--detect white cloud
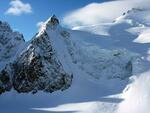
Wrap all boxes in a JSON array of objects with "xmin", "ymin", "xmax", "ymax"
[
  {"xmin": 36, "ymin": 21, "xmax": 44, "ymax": 31},
  {"xmin": 63, "ymin": 0, "xmax": 150, "ymax": 28},
  {"xmin": 36, "ymin": 21, "xmax": 44, "ymax": 28},
  {"xmin": 5, "ymin": 0, "xmax": 32, "ymax": 16}
]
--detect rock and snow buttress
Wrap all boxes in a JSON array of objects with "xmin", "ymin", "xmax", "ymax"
[{"xmin": 0, "ymin": 16, "xmax": 73, "ymax": 94}]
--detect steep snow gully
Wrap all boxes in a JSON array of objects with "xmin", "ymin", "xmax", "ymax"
[{"xmin": 0, "ymin": 12, "xmax": 150, "ymax": 113}]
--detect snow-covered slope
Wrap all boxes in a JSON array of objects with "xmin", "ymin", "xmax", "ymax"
[
  {"xmin": 74, "ymin": 8, "xmax": 150, "ymax": 62},
  {"xmin": 117, "ymin": 71, "xmax": 150, "ymax": 113}
]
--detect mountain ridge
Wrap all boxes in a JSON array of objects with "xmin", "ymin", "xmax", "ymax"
[
  {"xmin": 0, "ymin": 14, "xmax": 145, "ymax": 95},
  {"xmin": 0, "ymin": 15, "xmax": 73, "ymax": 94}
]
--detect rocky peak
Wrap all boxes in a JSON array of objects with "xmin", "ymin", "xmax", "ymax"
[
  {"xmin": 0, "ymin": 21, "xmax": 25, "ymax": 45},
  {"xmin": 0, "ymin": 21, "xmax": 12, "ymax": 32},
  {"xmin": 0, "ymin": 21, "xmax": 25, "ymax": 60},
  {"xmin": 45, "ymin": 15, "xmax": 59, "ymax": 30},
  {"xmin": 0, "ymin": 17, "xmax": 72, "ymax": 94}
]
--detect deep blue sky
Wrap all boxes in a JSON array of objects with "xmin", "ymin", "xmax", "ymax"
[{"xmin": 0, "ymin": 0, "xmax": 113, "ymax": 41}]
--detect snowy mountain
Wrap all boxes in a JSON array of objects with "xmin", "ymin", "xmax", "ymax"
[
  {"xmin": 0, "ymin": 15, "xmax": 138, "ymax": 95},
  {"xmin": 0, "ymin": 10, "xmax": 150, "ymax": 113},
  {"xmin": 0, "ymin": 16, "xmax": 73, "ymax": 94}
]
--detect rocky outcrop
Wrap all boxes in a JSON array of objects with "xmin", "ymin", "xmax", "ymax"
[
  {"xmin": 13, "ymin": 30, "xmax": 72, "ymax": 94},
  {"xmin": 0, "ymin": 16, "xmax": 73, "ymax": 94},
  {"xmin": 0, "ymin": 65, "xmax": 12, "ymax": 94},
  {"xmin": 0, "ymin": 21, "xmax": 25, "ymax": 94}
]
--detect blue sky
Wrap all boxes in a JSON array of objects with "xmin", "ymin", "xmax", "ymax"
[{"xmin": 0, "ymin": 0, "xmax": 113, "ymax": 41}]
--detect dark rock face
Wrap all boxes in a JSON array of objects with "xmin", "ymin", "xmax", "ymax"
[
  {"xmin": 124, "ymin": 61, "xmax": 133, "ymax": 78},
  {"xmin": 0, "ymin": 19, "xmax": 73, "ymax": 94},
  {"xmin": 45, "ymin": 15, "xmax": 60, "ymax": 30},
  {"xmin": 13, "ymin": 31, "xmax": 72, "ymax": 94},
  {"xmin": 0, "ymin": 65, "xmax": 12, "ymax": 94},
  {"xmin": 49, "ymin": 15, "xmax": 59, "ymax": 26}
]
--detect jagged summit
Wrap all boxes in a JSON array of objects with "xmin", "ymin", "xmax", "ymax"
[
  {"xmin": 0, "ymin": 21, "xmax": 25, "ymax": 48},
  {"xmin": 38, "ymin": 15, "xmax": 60, "ymax": 34},
  {"xmin": 0, "ymin": 21, "xmax": 12, "ymax": 32},
  {"xmin": 0, "ymin": 21, "xmax": 25, "ymax": 51},
  {"xmin": 45, "ymin": 15, "xmax": 59, "ymax": 29}
]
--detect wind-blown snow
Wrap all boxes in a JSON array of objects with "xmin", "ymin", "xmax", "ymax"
[
  {"xmin": 117, "ymin": 71, "xmax": 150, "ymax": 113},
  {"xmin": 63, "ymin": 0, "xmax": 150, "ymax": 28},
  {"xmin": 133, "ymin": 29, "xmax": 150, "ymax": 43},
  {"xmin": 72, "ymin": 23, "xmax": 111, "ymax": 36}
]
